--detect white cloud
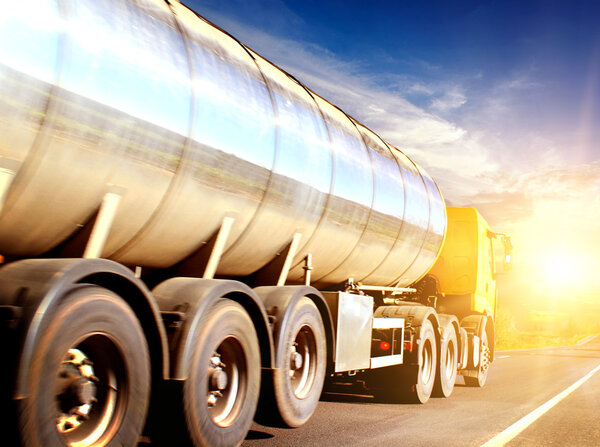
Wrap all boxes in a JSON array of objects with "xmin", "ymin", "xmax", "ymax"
[
  {"xmin": 467, "ymin": 161, "xmax": 600, "ymax": 219},
  {"xmin": 429, "ymin": 86, "xmax": 467, "ymax": 112},
  {"xmin": 195, "ymin": 13, "xmax": 500, "ymax": 201},
  {"xmin": 191, "ymin": 4, "xmax": 599, "ymax": 244},
  {"xmin": 192, "ymin": 3, "xmax": 600, "ymax": 307},
  {"xmin": 410, "ymin": 83, "xmax": 434, "ymax": 95}
]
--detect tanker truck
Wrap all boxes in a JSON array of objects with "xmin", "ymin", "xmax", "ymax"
[{"xmin": 0, "ymin": 1, "xmax": 512, "ymax": 446}]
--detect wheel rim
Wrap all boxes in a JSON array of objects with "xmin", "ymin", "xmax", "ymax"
[
  {"xmin": 289, "ymin": 325, "xmax": 318, "ymax": 399},
  {"xmin": 421, "ymin": 338, "xmax": 433, "ymax": 384},
  {"xmin": 207, "ymin": 336, "xmax": 247, "ymax": 427},
  {"xmin": 480, "ymin": 334, "xmax": 491, "ymax": 375},
  {"xmin": 55, "ymin": 334, "xmax": 127, "ymax": 447},
  {"xmin": 444, "ymin": 339, "xmax": 456, "ymax": 380}
]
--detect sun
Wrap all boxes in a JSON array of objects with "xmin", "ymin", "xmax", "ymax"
[
  {"xmin": 542, "ymin": 252, "xmax": 583, "ymax": 289},
  {"xmin": 545, "ymin": 256, "xmax": 576, "ymax": 280}
]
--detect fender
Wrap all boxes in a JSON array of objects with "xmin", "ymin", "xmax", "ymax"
[
  {"xmin": 153, "ymin": 277, "xmax": 273, "ymax": 379},
  {"xmin": 253, "ymin": 285, "xmax": 334, "ymax": 369},
  {"xmin": 0, "ymin": 258, "xmax": 169, "ymax": 399}
]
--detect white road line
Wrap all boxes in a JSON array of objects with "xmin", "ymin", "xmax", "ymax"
[
  {"xmin": 496, "ymin": 355, "xmax": 510, "ymax": 359},
  {"xmin": 576, "ymin": 334, "xmax": 599, "ymax": 345},
  {"xmin": 480, "ymin": 362, "xmax": 600, "ymax": 447}
]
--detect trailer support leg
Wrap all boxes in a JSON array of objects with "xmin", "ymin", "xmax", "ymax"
[
  {"xmin": 83, "ymin": 192, "xmax": 121, "ymax": 259},
  {"xmin": 202, "ymin": 216, "xmax": 235, "ymax": 279},
  {"xmin": 277, "ymin": 232, "xmax": 302, "ymax": 286}
]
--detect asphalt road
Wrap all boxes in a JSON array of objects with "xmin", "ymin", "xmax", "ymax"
[{"xmin": 242, "ymin": 335, "xmax": 600, "ymax": 447}]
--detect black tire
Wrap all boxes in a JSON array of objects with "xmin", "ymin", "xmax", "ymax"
[
  {"xmin": 19, "ymin": 285, "xmax": 150, "ymax": 446},
  {"xmin": 402, "ymin": 318, "xmax": 437, "ymax": 403},
  {"xmin": 433, "ymin": 324, "xmax": 458, "ymax": 397},
  {"xmin": 183, "ymin": 299, "xmax": 260, "ymax": 447},
  {"xmin": 464, "ymin": 329, "xmax": 490, "ymax": 387},
  {"xmin": 268, "ymin": 297, "xmax": 326, "ymax": 427},
  {"xmin": 369, "ymin": 319, "xmax": 437, "ymax": 404}
]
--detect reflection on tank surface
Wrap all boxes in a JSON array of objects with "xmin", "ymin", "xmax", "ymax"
[{"xmin": 0, "ymin": 0, "xmax": 446, "ymax": 288}]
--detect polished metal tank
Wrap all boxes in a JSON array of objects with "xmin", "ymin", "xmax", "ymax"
[{"xmin": 0, "ymin": 0, "xmax": 446, "ymax": 287}]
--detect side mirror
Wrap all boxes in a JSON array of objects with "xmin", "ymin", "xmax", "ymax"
[
  {"xmin": 500, "ymin": 235, "xmax": 513, "ymax": 271},
  {"xmin": 490, "ymin": 232, "xmax": 513, "ymax": 274}
]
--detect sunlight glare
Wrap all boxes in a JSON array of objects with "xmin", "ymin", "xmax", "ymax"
[{"xmin": 542, "ymin": 252, "xmax": 583, "ymax": 289}]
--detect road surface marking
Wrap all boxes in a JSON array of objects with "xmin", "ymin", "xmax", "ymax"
[
  {"xmin": 496, "ymin": 355, "xmax": 510, "ymax": 359},
  {"xmin": 576, "ymin": 334, "xmax": 599, "ymax": 345},
  {"xmin": 480, "ymin": 362, "xmax": 600, "ymax": 447}
]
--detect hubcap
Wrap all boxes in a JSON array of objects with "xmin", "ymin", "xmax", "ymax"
[
  {"xmin": 291, "ymin": 351, "xmax": 303, "ymax": 370},
  {"xmin": 210, "ymin": 368, "xmax": 228, "ymax": 391},
  {"xmin": 289, "ymin": 325, "xmax": 317, "ymax": 399},
  {"xmin": 207, "ymin": 337, "xmax": 247, "ymax": 427},
  {"xmin": 56, "ymin": 349, "xmax": 98, "ymax": 434},
  {"xmin": 55, "ymin": 335, "xmax": 127, "ymax": 446}
]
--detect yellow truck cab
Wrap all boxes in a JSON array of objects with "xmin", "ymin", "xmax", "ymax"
[
  {"xmin": 424, "ymin": 207, "xmax": 512, "ymax": 386},
  {"xmin": 429, "ymin": 207, "xmax": 501, "ymax": 319}
]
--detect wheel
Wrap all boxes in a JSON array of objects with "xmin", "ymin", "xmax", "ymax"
[
  {"xmin": 184, "ymin": 299, "xmax": 260, "ymax": 447},
  {"xmin": 433, "ymin": 323, "xmax": 458, "ymax": 397},
  {"xmin": 269, "ymin": 297, "xmax": 326, "ymax": 427},
  {"xmin": 369, "ymin": 318, "xmax": 437, "ymax": 404},
  {"xmin": 402, "ymin": 318, "xmax": 437, "ymax": 403},
  {"xmin": 19, "ymin": 285, "xmax": 150, "ymax": 446},
  {"xmin": 464, "ymin": 329, "xmax": 491, "ymax": 387}
]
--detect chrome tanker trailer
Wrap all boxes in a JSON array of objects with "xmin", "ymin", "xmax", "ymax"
[{"xmin": 0, "ymin": 1, "xmax": 511, "ymax": 446}]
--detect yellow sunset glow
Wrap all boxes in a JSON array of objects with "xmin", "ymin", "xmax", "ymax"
[
  {"xmin": 520, "ymin": 245, "xmax": 600, "ymax": 302},
  {"xmin": 542, "ymin": 253, "xmax": 582, "ymax": 288}
]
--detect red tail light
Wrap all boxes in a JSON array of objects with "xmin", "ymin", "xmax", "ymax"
[{"xmin": 379, "ymin": 341, "xmax": 391, "ymax": 351}]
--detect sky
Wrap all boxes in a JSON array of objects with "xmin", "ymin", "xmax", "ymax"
[{"xmin": 184, "ymin": 0, "xmax": 600, "ymax": 319}]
